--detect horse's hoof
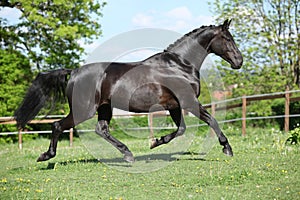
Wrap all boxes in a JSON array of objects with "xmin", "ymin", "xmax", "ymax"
[
  {"xmin": 222, "ymin": 144, "xmax": 233, "ymax": 157},
  {"xmin": 37, "ymin": 153, "xmax": 48, "ymax": 162},
  {"xmin": 36, "ymin": 152, "xmax": 54, "ymax": 162},
  {"xmin": 124, "ymin": 153, "xmax": 135, "ymax": 163},
  {"xmin": 150, "ymin": 138, "xmax": 158, "ymax": 149}
]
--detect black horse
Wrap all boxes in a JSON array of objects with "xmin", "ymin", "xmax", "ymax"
[{"xmin": 15, "ymin": 19, "xmax": 243, "ymax": 162}]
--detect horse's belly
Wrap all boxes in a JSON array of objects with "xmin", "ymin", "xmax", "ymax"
[{"xmin": 111, "ymin": 83, "xmax": 178, "ymax": 112}]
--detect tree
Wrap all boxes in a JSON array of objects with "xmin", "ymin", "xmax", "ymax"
[
  {"xmin": 0, "ymin": 49, "xmax": 32, "ymax": 116},
  {"xmin": 0, "ymin": 49, "xmax": 32, "ymax": 134},
  {"xmin": 0, "ymin": 0, "xmax": 106, "ymax": 137},
  {"xmin": 210, "ymin": 0, "xmax": 300, "ymax": 95},
  {"xmin": 0, "ymin": 0, "xmax": 106, "ymax": 71}
]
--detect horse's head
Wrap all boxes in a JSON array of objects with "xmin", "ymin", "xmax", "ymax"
[{"xmin": 209, "ymin": 19, "xmax": 243, "ymax": 69}]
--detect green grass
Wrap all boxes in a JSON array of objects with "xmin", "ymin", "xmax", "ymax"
[{"xmin": 0, "ymin": 127, "xmax": 299, "ymax": 199}]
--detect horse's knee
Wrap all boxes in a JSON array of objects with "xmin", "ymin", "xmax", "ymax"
[
  {"xmin": 95, "ymin": 123, "xmax": 103, "ymax": 136},
  {"xmin": 177, "ymin": 125, "xmax": 186, "ymax": 136},
  {"xmin": 52, "ymin": 121, "xmax": 60, "ymax": 130},
  {"xmin": 51, "ymin": 121, "xmax": 63, "ymax": 137},
  {"xmin": 95, "ymin": 120, "xmax": 109, "ymax": 138}
]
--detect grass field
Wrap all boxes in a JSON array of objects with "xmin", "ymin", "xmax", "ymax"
[{"xmin": 0, "ymin": 126, "xmax": 299, "ymax": 199}]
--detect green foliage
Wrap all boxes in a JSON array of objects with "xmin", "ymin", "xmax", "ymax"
[
  {"xmin": 0, "ymin": 49, "xmax": 32, "ymax": 115},
  {"xmin": 0, "ymin": 49, "xmax": 32, "ymax": 132},
  {"xmin": 271, "ymin": 99, "xmax": 300, "ymax": 130},
  {"xmin": 286, "ymin": 126, "xmax": 300, "ymax": 145},
  {"xmin": 0, "ymin": 132, "xmax": 38, "ymax": 144},
  {"xmin": 199, "ymin": 80, "xmax": 214, "ymax": 104},
  {"xmin": 0, "ymin": 0, "xmax": 106, "ymax": 71},
  {"xmin": 132, "ymin": 116, "xmax": 149, "ymax": 127}
]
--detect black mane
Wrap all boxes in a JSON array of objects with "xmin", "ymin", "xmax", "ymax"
[{"xmin": 165, "ymin": 25, "xmax": 216, "ymax": 52}]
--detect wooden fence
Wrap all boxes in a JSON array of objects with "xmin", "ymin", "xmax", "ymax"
[
  {"xmin": 1, "ymin": 89, "xmax": 300, "ymax": 149},
  {"xmin": 202, "ymin": 88, "xmax": 300, "ymax": 135}
]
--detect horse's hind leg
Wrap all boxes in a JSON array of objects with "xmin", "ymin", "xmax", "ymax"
[
  {"xmin": 95, "ymin": 104, "xmax": 134, "ymax": 163},
  {"xmin": 37, "ymin": 113, "xmax": 75, "ymax": 162},
  {"xmin": 150, "ymin": 107, "xmax": 186, "ymax": 149}
]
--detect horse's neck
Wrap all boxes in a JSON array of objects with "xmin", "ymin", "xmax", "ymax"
[{"xmin": 167, "ymin": 31, "xmax": 215, "ymax": 70}]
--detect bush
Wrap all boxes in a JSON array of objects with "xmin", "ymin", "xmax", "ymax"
[
  {"xmin": 271, "ymin": 99, "xmax": 300, "ymax": 130},
  {"xmin": 286, "ymin": 126, "xmax": 300, "ymax": 145}
]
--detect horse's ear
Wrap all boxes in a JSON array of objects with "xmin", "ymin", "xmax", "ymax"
[{"xmin": 222, "ymin": 19, "xmax": 232, "ymax": 30}]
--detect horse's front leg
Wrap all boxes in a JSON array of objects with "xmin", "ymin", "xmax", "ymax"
[
  {"xmin": 188, "ymin": 102, "xmax": 233, "ymax": 156},
  {"xmin": 150, "ymin": 107, "xmax": 186, "ymax": 149}
]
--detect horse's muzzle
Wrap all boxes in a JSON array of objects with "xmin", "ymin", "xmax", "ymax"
[{"xmin": 231, "ymin": 55, "xmax": 243, "ymax": 69}]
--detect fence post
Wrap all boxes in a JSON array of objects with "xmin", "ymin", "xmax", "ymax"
[
  {"xmin": 69, "ymin": 128, "xmax": 73, "ymax": 147},
  {"xmin": 242, "ymin": 95, "xmax": 247, "ymax": 136},
  {"xmin": 211, "ymin": 103, "xmax": 216, "ymax": 117},
  {"xmin": 284, "ymin": 86, "xmax": 290, "ymax": 133},
  {"xmin": 148, "ymin": 113, "xmax": 154, "ymax": 141},
  {"xmin": 18, "ymin": 129, "xmax": 22, "ymax": 150}
]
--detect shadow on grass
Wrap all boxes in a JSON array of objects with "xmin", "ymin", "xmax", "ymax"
[
  {"xmin": 42, "ymin": 158, "xmax": 100, "ymax": 170},
  {"xmin": 42, "ymin": 151, "xmax": 210, "ymax": 170}
]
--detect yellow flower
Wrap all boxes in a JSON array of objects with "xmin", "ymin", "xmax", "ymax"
[
  {"xmin": 195, "ymin": 188, "xmax": 203, "ymax": 193},
  {"xmin": 281, "ymin": 169, "xmax": 287, "ymax": 174},
  {"xmin": 16, "ymin": 178, "xmax": 24, "ymax": 182},
  {"xmin": 1, "ymin": 178, "xmax": 7, "ymax": 183},
  {"xmin": 45, "ymin": 178, "xmax": 51, "ymax": 183}
]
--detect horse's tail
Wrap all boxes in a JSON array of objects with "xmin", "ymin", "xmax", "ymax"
[{"xmin": 14, "ymin": 69, "xmax": 72, "ymax": 129}]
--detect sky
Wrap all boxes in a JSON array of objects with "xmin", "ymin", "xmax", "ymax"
[
  {"xmin": 99, "ymin": 0, "xmax": 213, "ymax": 37},
  {"xmin": 93, "ymin": 0, "xmax": 214, "ymax": 62},
  {"xmin": 0, "ymin": 0, "xmax": 214, "ymax": 58},
  {"xmin": 94, "ymin": 0, "xmax": 213, "ymax": 53}
]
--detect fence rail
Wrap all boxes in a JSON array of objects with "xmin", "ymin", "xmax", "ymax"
[{"xmin": 1, "ymin": 89, "xmax": 299, "ymax": 149}]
